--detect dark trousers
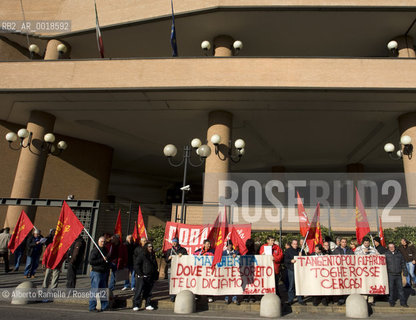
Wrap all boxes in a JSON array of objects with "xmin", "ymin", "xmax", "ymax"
[
  {"xmin": 66, "ymin": 262, "xmax": 78, "ymax": 288},
  {"xmin": 133, "ymin": 276, "xmax": 155, "ymax": 308},
  {"xmin": 0, "ymin": 252, "xmax": 9, "ymax": 272},
  {"xmin": 274, "ymin": 273, "xmax": 280, "ymax": 297},
  {"xmin": 287, "ymin": 269, "xmax": 303, "ymax": 303},
  {"xmin": 388, "ymin": 274, "xmax": 406, "ymax": 305}
]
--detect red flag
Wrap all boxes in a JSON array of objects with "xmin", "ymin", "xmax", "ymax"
[
  {"xmin": 46, "ymin": 201, "xmax": 84, "ymax": 269},
  {"xmin": 355, "ymin": 187, "xmax": 371, "ymax": 244},
  {"xmin": 132, "ymin": 221, "xmax": 138, "ymax": 242},
  {"xmin": 114, "ymin": 209, "xmax": 123, "ymax": 239},
  {"xmin": 379, "ymin": 217, "xmax": 386, "ymax": 247},
  {"xmin": 137, "ymin": 206, "xmax": 147, "ymax": 240},
  {"xmin": 297, "ymin": 192, "xmax": 310, "ymax": 237},
  {"xmin": 210, "ymin": 209, "xmax": 227, "ymax": 267},
  {"xmin": 94, "ymin": 0, "xmax": 105, "ymax": 58},
  {"xmin": 7, "ymin": 210, "xmax": 34, "ymax": 254},
  {"xmin": 306, "ymin": 203, "xmax": 323, "ymax": 253},
  {"xmin": 230, "ymin": 227, "xmax": 247, "ymax": 255}
]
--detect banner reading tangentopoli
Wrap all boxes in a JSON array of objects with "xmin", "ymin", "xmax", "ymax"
[
  {"xmin": 294, "ymin": 255, "xmax": 389, "ymax": 296},
  {"xmin": 170, "ymin": 255, "xmax": 275, "ymax": 295}
]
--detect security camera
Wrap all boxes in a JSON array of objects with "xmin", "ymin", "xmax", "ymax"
[{"xmin": 180, "ymin": 185, "xmax": 191, "ymax": 191}]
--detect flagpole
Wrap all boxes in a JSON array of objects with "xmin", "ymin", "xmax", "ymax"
[
  {"xmin": 370, "ymin": 234, "xmax": 375, "ymax": 248},
  {"xmin": 83, "ymin": 227, "xmax": 106, "ymax": 260},
  {"xmin": 300, "ymin": 229, "xmax": 310, "ymax": 254}
]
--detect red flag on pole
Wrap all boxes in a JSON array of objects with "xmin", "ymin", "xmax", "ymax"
[
  {"xmin": 230, "ymin": 226, "xmax": 248, "ymax": 255},
  {"xmin": 355, "ymin": 187, "xmax": 371, "ymax": 245},
  {"xmin": 7, "ymin": 210, "xmax": 34, "ymax": 254},
  {"xmin": 306, "ymin": 203, "xmax": 323, "ymax": 253},
  {"xmin": 114, "ymin": 209, "xmax": 123, "ymax": 239},
  {"xmin": 132, "ymin": 220, "xmax": 138, "ymax": 242},
  {"xmin": 379, "ymin": 217, "xmax": 386, "ymax": 247},
  {"xmin": 94, "ymin": 0, "xmax": 105, "ymax": 58},
  {"xmin": 137, "ymin": 206, "xmax": 147, "ymax": 240},
  {"xmin": 46, "ymin": 201, "xmax": 84, "ymax": 269},
  {"xmin": 210, "ymin": 208, "xmax": 227, "ymax": 267},
  {"xmin": 297, "ymin": 192, "xmax": 310, "ymax": 237}
]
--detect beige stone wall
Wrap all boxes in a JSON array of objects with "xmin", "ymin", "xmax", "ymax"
[{"xmin": 0, "ymin": 1, "xmax": 413, "ymax": 36}]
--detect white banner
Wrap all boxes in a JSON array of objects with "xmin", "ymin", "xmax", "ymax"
[
  {"xmin": 170, "ymin": 255, "xmax": 275, "ymax": 295},
  {"xmin": 294, "ymin": 255, "xmax": 389, "ymax": 295}
]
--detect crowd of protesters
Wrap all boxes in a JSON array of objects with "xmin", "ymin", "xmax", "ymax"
[{"xmin": 1, "ymin": 227, "xmax": 416, "ymax": 311}]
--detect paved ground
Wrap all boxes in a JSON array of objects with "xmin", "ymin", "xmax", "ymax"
[{"xmin": 1, "ymin": 267, "xmax": 416, "ymax": 318}]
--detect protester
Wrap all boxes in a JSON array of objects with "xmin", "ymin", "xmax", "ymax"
[
  {"xmin": 42, "ymin": 241, "xmax": 65, "ymax": 289},
  {"xmin": 194, "ymin": 239, "xmax": 215, "ymax": 303},
  {"xmin": 89, "ymin": 236, "xmax": 110, "ymax": 312},
  {"xmin": 66, "ymin": 235, "xmax": 86, "ymax": 288},
  {"xmin": 24, "ymin": 229, "xmax": 43, "ymax": 278},
  {"xmin": 12, "ymin": 239, "xmax": 26, "ymax": 272},
  {"xmin": 398, "ymin": 238, "xmax": 416, "ymax": 288},
  {"xmin": 165, "ymin": 237, "xmax": 188, "ymax": 302},
  {"xmin": 355, "ymin": 237, "xmax": 378, "ymax": 305},
  {"xmin": 350, "ymin": 240, "xmax": 358, "ymax": 252},
  {"xmin": 385, "ymin": 242, "xmax": 409, "ymax": 308},
  {"xmin": 332, "ymin": 238, "xmax": 353, "ymax": 305},
  {"xmin": 0, "ymin": 227, "xmax": 11, "ymax": 273},
  {"xmin": 122, "ymin": 235, "xmax": 138, "ymax": 291},
  {"xmin": 245, "ymin": 239, "xmax": 256, "ymax": 255},
  {"xmin": 44, "ymin": 228, "xmax": 56, "ymax": 247},
  {"xmin": 322, "ymin": 241, "xmax": 331, "ymax": 255},
  {"xmin": 374, "ymin": 237, "xmax": 387, "ymax": 255},
  {"xmin": 311, "ymin": 244, "xmax": 329, "ymax": 306},
  {"xmin": 335, "ymin": 237, "xmax": 341, "ymax": 248},
  {"xmin": 107, "ymin": 234, "xmax": 121, "ymax": 291},
  {"xmin": 260, "ymin": 235, "xmax": 283, "ymax": 297},
  {"xmin": 325, "ymin": 236, "xmax": 337, "ymax": 251},
  {"xmin": 133, "ymin": 242, "xmax": 159, "ymax": 311},
  {"xmin": 223, "ymin": 240, "xmax": 240, "ymax": 305},
  {"xmin": 284, "ymin": 239, "xmax": 306, "ymax": 305}
]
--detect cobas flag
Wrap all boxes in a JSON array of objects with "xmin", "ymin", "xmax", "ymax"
[
  {"xmin": 355, "ymin": 187, "xmax": 371, "ymax": 244},
  {"xmin": 8, "ymin": 210, "xmax": 34, "ymax": 253},
  {"xmin": 297, "ymin": 192, "xmax": 310, "ymax": 237},
  {"xmin": 46, "ymin": 201, "xmax": 84, "ymax": 269}
]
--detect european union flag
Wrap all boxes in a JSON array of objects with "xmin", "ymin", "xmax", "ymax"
[{"xmin": 170, "ymin": 0, "xmax": 178, "ymax": 57}]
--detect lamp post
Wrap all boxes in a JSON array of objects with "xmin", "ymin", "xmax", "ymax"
[
  {"xmin": 163, "ymin": 139, "xmax": 211, "ymax": 223},
  {"xmin": 5, "ymin": 128, "xmax": 68, "ymax": 155},
  {"xmin": 384, "ymin": 135, "xmax": 413, "ymax": 160}
]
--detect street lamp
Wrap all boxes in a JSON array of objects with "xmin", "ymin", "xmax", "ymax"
[
  {"xmin": 163, "ymin": 139, "xmax": 211, "ymax": 223},
  {"xmin": 384, "ymin": 135, "xmax": 413, "ymax": 160},
  {"xmin": 210, "ymin": 134, "xmax": 246, "ymax": 163},
  {"xmin": 5, "ymin": 128, "xmax": 68, "ymax": 156}
]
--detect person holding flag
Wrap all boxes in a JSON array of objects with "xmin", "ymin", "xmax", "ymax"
[
  {"xmin": 24, "ymin": 229, "xmax": 43, "ymax": 278},
  {"xmin": 374, "ymin": 236, "xmax": 387, "ymax": 255},
  {"xmin": 284, "ymin": 239, "xmax": 306, "ymax": 305}
]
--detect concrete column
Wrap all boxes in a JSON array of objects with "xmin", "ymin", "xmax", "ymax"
[
  {"xmin": 395, "ymin": 35, "xmax": 416, "ymax": 58},
  {"xmin": 4, "ymin": 111, "xmax": 55, "ymax": 228},
  {"xmin": 203, "ymin": 111, "xmax": 232, "ymax": 204},
  {"xmin": 44, "ymin": 39, "xmax": 70, "ymax": 60},
  {"xmin": 214, "ymin": 35, "xmax": 234, "ymax": 57},
  {"xmin": 398, "ymin": 112, "xmax": 416, "ymax": 207}
]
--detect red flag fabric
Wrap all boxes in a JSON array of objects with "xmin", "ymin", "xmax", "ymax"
[
  {"xmin": 379, "ymin": 217, "xmax": 386, "ymax": 247},
  {"xmin": 7, "ymin": 210, "xmax": 34, "ymax": 254},
  {"xmin": 297, "ymin": 192, "xmax": 310, "ymax": 237},
  {"xmin": 230, "ymin": 226, "xmax": 248, "ymax": 255},
  {"xmin": 132, "ymin": 221, "xmax": 138, "ymax": 242},
  {"xmin": 46, "ymin": 201, "xmax": 84, "ymax": 269},
  {"xmin": 306, "ymin": 203, "xmax": 323, "ymax": 253},
  {"xmin": 211, "ymin": 209, "xmax": 227, "ymax": 267},
  {"xmin": 94, "ymin": 0, "xmax": 105, "ymax": 58},
  {"xmin": 114, "ymin": 209, "xmax": 123, "ymax": 240},
  {"xmin": 137, "ymin": 206, "xmax": 148, "ymax": 239},
  {"xmin": 355, "ymin": 187, "xmax": 371, "ymax": 245}
]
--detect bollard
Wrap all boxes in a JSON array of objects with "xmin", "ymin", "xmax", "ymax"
[
  {"xmin": 11, "ymin": 281, "xmax": 35, "ymax": 305},
  {"xmin": 345, "ymin": 294, "xmax": 368, "ymax": 318},
  {"xmin": 260, "ymin": 293, "xmax": 281, "ymax": 318},
  {"xmin": 174, "ymin": 290, "xmax": 195, "ymax": 314}
]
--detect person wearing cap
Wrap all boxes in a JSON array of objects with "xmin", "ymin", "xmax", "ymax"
[
  {"xmin": 165, "ymin": 237, "xmax": 188, "ymax": 302},
  {"xmin": 24, "ymin": 229, "xmax": 43, "ymax": 278},
  {"xmin": 223, "ymin": 240, "xmax": 240, "ymax": 305},
  {"xmin": 374, "ymin": 237, "xmax": 387, "ymax": 255}
]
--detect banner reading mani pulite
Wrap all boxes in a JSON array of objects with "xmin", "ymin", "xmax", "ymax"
[
  {"xmin": 170, "ymin": 255, "xmax": 275, "ymax": 295},
  {"xmin": 294, "ymin": 255, "xmax": 389, "ymax": 296}
]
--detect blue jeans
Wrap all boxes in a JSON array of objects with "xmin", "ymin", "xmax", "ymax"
[
  {"xmin": 225, "ymin": 296, "xmax": 238, "ymax": 302},
  {"xmin": 14, "ymin": 246, "xmax": 24, "ymax": 270},
  {"xmin": 123, "ymin": 266, "xmax": 135, "ymax": 289},
  {"xmin": 89, "ymin": 271, "xmax": 109, "ymax": 311},
  {"xmin": 405, "ymin": 262, "xmax": 416, "ymax": 285},
  {"xmin": 24, "ymin": 253, "xmax": 40, "ymax": 277},
  {"xmin": 287, "ymin": 269, "xmax": 303, "ymax": 303},
  {"xmin": 108, "ymin": 263, "xmax": 117, "ymax": 291}
]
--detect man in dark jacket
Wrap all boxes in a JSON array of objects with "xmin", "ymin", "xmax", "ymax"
[
  {"xmin": 164, "ymin": 237, "xmax": 188, "ymax": 302},
  {"xmin": 24, "ymin": 229, "xmax": 43, "ymax": 278},
  {"xmin": 89, "ymin": 236, "xmax": 110, "ymax": 312},
  {"xmin": 122, "ymin": 235, "xmax": 138, "ymax": 291},
  {"xmin": 398, "ymin": 238, "xmax": 416, "ymax": 288},
  {"xmin": 331, "ymin": 238, "xmax": 353, "ymax": 305},
  {"xmin": 66, "ymin": 235, "xmax": 86, "ymax": 288},
  {"xmin": 374, "ymin": 237, "xmax": 387, "ymax": 255},
  {"xmin": 386, "ymin": 242, "xmax": 408, "ymax": 307},
  {"xmin": 133, "ymin": 242, "xmax": 158, "ymax": 311},
  {"xmin": 284, "ymin": 239, "xmax": 305, "ymax": 305}
]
